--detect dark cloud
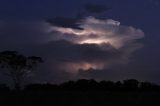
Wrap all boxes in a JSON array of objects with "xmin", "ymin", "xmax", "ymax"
[
  {"xmin": 34, "ymin": 40, "xmax": 121, "ymax": 63},
  {"xmin": 84, "ymin": 3, "xmax": 110, "ymax": 14},
  {"xmin": 46, "ymin": 3, "xmax": 110, "ymax": 30},
  {"xmin": 47, "ymin": 17, "xmax": 83, "ymax": 30},
  {"xmin": 0, "ymin": 16, "xmax": 144, "ymax": 83},
  {"xmin": 0, "ymin": 20, "xmax": 52, "ymax": 44}
]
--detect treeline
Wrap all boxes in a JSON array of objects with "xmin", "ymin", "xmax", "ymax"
[
  {"xmin": 0, "ymin": 79, "xmax": 160, "ymax": 92},
  {"xmin": 25, "ymin": 79, "xmax": 160, "ymax": 91}
]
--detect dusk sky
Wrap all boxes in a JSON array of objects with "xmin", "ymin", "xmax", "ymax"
[{"xmin": 0, "ymin": 0, "xmax": 160, "ymax": 84}]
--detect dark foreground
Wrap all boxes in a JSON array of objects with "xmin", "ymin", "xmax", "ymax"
[
  {"xmin": 1, "ymin": 79, "xmax": 160, "ymax": 106},
  {"xmin": 0, "ymin": 90, "xmax": 160, "ymax": 106}
]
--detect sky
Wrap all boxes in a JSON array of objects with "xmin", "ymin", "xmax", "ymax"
[{"xmin": 0, "ymin": 0, "xmax": 160, "ymax": 84}]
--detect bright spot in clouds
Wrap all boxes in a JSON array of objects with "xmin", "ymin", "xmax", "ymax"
[
  {"xmin": 49, "ymin": 16, "xmax": 144, "ymax": 73},
  {"xmin": 51, "ymin": 17, "xmax": 144, "ymax": 49},
  {"xmin": 64, "ymin": 62, "xmax": 105, "ymax": 74}
]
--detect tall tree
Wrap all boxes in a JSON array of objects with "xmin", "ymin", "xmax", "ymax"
[{"xmin": 0, "ymin": 51, "xmax": 43, "ymax": 90}]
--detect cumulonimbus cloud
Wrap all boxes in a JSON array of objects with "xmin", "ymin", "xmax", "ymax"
[
  {"xmin": 50, "ymin": 17, "xmax": 144, "ymax": 48},
  {"xmin": 46, "ymin": 16, "xmax": 144, "ymax": 74},
  {"xmin": 0, "ymin": 16, "xmax": 144, "ymax": 82}
]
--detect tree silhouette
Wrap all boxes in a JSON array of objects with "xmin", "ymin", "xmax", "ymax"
[
  {"xmin": 0, "ymin": 51, "xmax": 43, "ymax": 90},
  {"xmin": 123, "ymin": 79, "xmax": 139, "ymax": 90}
]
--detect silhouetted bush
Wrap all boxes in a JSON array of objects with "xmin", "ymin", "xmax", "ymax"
[
  {"xmin": 88, "ymin": 79, "xmax": 99, "ymax": 90},
  {"xmin": 0, "ymin": 84, "xmax": 10, "ymax": 92},
  {"xmin": 123, "ymin": 79, "xmax": 139, "ymax": 91},
  {"xmin": 1, "ymin": 79, "xmax": 160, "ymax": 106},
  {"xmin": 24, "ymin": 83, "xmax": 59, "ymax": 91},
  {"xmin": 60, "ymin": 81, "xmax": 76, "ymax": 90},
  {"xmin": 113, "ymin": 81, "xmax": 123, "ymax": 90},
  {"xmin": 99, "ymin": 80, "xmax": 115, "ymax": 90},
  {"xmin": 140, "ymin": 82, "xmax": 160, "ymax": 91},
  {"xmin": 1, "ymin": 79, "xmax": 160, "ymax": 92}
]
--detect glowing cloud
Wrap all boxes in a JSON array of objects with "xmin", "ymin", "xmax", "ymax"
[
  {"xmin": 47, "ymin": 16, "xmax": 144, "ymax": 73},
  {"xmin": 63, "ymin": 62, "xmax": 105, "ymax": 74},
  {"xmin": 51, "ymin": 17, "xmax": 144, "ymax": 49}
]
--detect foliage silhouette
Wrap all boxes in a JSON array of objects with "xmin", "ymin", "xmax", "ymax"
[
  {"xmin": 22, "ymin": 79, "xmax": 160, "ymax": 91},
  {"xmin": 0, "ymin": 79, "xmax": 160, "ymax": 106},
  {"xmin": 0, "ymin": 51, "xmax": 43, "ymax": 90},
  {"xmin": 123, "ymin": 79, "xmax": 139, "ymax": 91},
  {"xmin": 0, "ymin": 84, "xmax": 9, "ymax": 92}
]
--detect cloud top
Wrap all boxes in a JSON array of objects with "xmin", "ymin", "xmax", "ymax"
[
  {"xmin": 51, "ymin": 17, "xmax": 144, "ymax": 49},
  {"xmin": 46, "ymin": 16, "xmax": 144, "ymax": 74}
]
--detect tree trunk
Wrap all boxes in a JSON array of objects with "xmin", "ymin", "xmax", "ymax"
[
  {"xmin": 14, "ymin": 82, "xmax": 21, "ymax": 91},
  {"xmin": 13, "ymin": 76, "xmax": 22, "ymax": 90}
]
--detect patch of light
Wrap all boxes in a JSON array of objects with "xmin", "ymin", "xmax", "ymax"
[
  {"xmin": 64, "ymin": 62, "xmax": 104, "ymax": 74},
  {"xmin": 80, "ymin": 39, "xmax": 109, "ymax": 44},
  {"xmin": 52, "ymin": 26, "xmax": 100, "ymax": 36}
]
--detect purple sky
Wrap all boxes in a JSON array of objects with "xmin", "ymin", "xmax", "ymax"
[{"xmin": 0, "ymin": 0, "xmax": 160, "ymax": 84}]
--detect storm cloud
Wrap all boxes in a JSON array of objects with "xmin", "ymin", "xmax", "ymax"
[
  {"xmin": 0, "ymin": 16, "xmax": 144, "ymax": 83},
  {"xmin": 84, "ymin": 3, "xmax": 110, "ymax": 14},
  {"xmin": 0, "ymin": 20, "xmax": 52, "ymax": 45},
  {"xmin": 40, "ymin": 16, "xmax": 144, "ymax": 78}
]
